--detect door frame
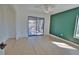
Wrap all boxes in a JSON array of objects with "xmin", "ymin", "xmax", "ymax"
[{"xmin": 28, "ymin": 16, "xmax": 44, "ymax": 36}]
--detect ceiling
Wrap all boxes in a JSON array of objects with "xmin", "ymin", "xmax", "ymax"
[{"xmin": 14, "ymin": 4, "xmax": 79, "ymax": 14}]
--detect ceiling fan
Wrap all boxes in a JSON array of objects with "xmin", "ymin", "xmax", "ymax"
[
  {"xmin": 33, "ymin": 4, "xmax": 56, "ymax": 13},
  {"xmin": 41, "ymin": 4, "xmax": 55, "ymax": 13}
]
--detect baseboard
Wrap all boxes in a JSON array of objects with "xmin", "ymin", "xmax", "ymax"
[
  {"xmin": 49, "ymin": 34, "xmax": 79, "ymax": 48},
  {"xmin": 8, "ymin": 37, "xmax": 16, "ymax": 39}
]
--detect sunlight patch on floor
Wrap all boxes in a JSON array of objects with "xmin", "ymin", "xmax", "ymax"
[{"xmin": 52, "ymin": 41, "xmax": 77, "ymax": 50}]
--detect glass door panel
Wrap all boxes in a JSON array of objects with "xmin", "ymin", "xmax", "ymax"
[
  {"xmin": 36, "ymin": 18, "xmax": 44, "ymax": 35},
  {"xmin": 28, "ymin": 17, "xmax": 37, "ymax": 36}
]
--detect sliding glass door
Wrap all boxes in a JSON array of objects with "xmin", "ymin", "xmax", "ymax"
[{"xmin": 28, "ymin": 16, "xmax": 44, "ymax": 36}]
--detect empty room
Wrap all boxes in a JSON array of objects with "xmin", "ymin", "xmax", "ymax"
[{"xmin": 0, "ymin": 4, "xmax": 79, "ymax": 55}]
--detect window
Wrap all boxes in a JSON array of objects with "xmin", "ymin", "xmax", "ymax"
[{"xmin": 74, "ymin": 14, "xmax": 79, "ymax": 39}]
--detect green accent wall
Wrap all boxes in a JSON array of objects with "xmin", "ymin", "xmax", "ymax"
[{"xmin": 50, "ymin": 7, "xmax": 79, "ymax": 44}]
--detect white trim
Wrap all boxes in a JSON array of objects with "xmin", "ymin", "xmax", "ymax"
[{"xmin": 49, "ymin": 34, "xmax": 79, "ymax": 47}]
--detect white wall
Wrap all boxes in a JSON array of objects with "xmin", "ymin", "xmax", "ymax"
[
  {"xmin": 6, "ymin": 5, "xmax": 16, "ymax": 38},
  {"xmin": 0, "ymin": 4, "xmax": 50, "ymax": 41},
  {"xmin": 0, "ymin": 5, "xmax": 7, "ymax": 43},
  {"xmin": 14, "ymin": 5, "xmax": 50, "ymax": 39},
  {"xmin": 0, "ymin": 5, "xmax": 16, "ymax": 43}
]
